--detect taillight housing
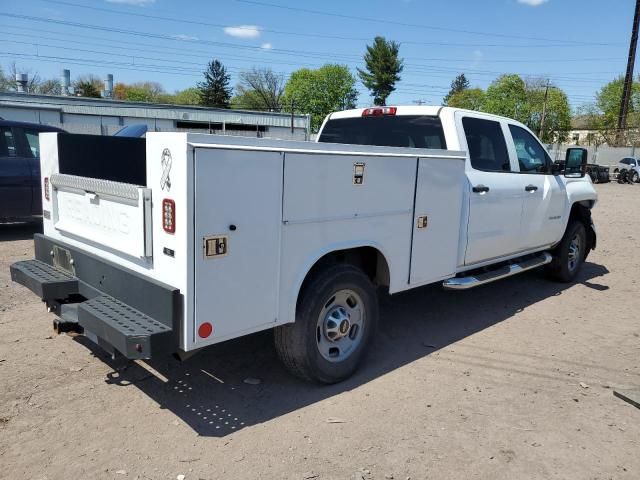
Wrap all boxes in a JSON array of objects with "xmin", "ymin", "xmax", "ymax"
[
  {"xmin": 162, "ymin": 198, "xmax": 175, "ymax": 233},
  {"xmin": 44, "ymin": 177, "xmax": 50, "ymax": 201},
  {"xmin": 362, "ymin": 106, "xmax": 397, "ymax": 117}
]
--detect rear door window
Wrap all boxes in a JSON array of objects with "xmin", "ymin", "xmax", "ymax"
[
  {"xmin": 23, "ymin": 129, "xmax": 41, "ymax": 158},
  {"xmin": 318, "ymin": 115, "xmax": 447, "ymax": 149},
  {"xmin": 462, "ymin": 117, "xmax": 511, "ymax": 172}
]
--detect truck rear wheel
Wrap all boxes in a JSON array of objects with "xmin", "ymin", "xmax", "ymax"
[
  {"xmin": 274, "ymin": 264, "xmax": 378, "ymax": 383},
  {"xmin": 546, "ymin": 220, "xmax": 587, "ymax": 283}
]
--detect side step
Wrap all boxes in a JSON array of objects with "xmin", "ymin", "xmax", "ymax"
[
  {"xmin": 78, "ymin": 294, "xmax": 172, "ymax": 359},
  {"xmin": 10, "ymin": 259, "xmax": 78, "ymax": 300},
  {"xmin": 442, "ymin": 252, "xmax": 552, "ymax": 290}
]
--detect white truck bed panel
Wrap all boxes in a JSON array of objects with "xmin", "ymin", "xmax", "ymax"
[
  {"xmin": 409, "ymin": 157, "xmax": 466, "ymax": 285},
  {"xmin": 282, "ymin": 153, "xmax": 415, "ymax": 223},
  {"xmin": 193, "ymin": 148, "xmax": 283, "ymax": 343},
  {"xmin": 50, "ymin": 175, "xmax": 152, "ymax": 259}
]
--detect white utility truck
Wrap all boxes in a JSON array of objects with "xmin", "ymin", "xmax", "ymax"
[{"xmin": 11, "ymin": 106, "xmax": 597, "ymax": 383}]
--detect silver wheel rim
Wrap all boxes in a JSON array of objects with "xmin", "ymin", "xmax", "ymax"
[
  {"xmin": 316, "ymin": 289, "xmax": 365, "ymax": 362},
  {"xmin": 568, "ymin": 234, "xmax": 582, "ymax": 272}
]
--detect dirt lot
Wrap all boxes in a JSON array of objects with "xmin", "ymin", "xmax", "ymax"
[{"xmin": 0, "ymin": 182, "xmax": 638, "ymax": 480}]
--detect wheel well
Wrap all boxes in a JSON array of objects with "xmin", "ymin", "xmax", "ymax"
[
  {"xmin": 300, "ymin": 247, "xmax": 390, "ymax": 299},
  {"xmin": 569, "ymin": 202, "xmax": 595, "ymax": 252}
]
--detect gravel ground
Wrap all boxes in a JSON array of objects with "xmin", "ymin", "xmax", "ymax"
[{"xmin": 0, "ymin": 182, "xmax": 638, "ymax": 480}]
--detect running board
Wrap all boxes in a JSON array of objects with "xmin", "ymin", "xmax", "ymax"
[{"xmin": 442, "ymin": 252, "xmax": 553, "ymax": 290}]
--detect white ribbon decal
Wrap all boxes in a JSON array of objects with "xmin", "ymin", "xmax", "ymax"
[{"xmin": 160, "ymin": 148, "xmax": 172, "ymax": 191}]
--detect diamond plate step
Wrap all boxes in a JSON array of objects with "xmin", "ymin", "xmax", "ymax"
[
  {"xmin": 10, "ymin": 259, "xmax": 79, "ymax": 300},
  {"xmin": 78, "ymin": 294, "xmax": 172, "ymax": 359}
]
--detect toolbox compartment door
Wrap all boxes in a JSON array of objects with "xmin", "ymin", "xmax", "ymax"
[
  {"xmin": 50, "ymin": 174, "xmax": 153, "ymax": 259},
  {"xmin": 193, "ymin": 148, "xmax": 282, "ymax": 343},
  {"xmin": 409, "ymin": 157, "xmax": 465, "ymax": 284}
]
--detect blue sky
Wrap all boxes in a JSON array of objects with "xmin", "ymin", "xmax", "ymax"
[{"xmin": 0, "ymin": 0, "xmax": 635, "ymax": 109}]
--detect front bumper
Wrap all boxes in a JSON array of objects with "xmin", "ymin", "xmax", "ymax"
[{"xmin": 10, "ymin": 234, "xmax": 181, "ymax": 359}]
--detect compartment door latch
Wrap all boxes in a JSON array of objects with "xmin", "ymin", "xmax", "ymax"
[{"xmin": 203, "ymin": 236, "xmax": 228, "ymax": 258}]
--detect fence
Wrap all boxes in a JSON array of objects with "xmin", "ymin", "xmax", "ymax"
[{"xmin": 546, "ymin": 144, "xmax": 637, "ymax": 166}]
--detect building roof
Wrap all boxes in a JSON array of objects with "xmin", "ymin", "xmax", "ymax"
[{"xmin": 0, "ymin": 92, "xmax": 309, "ymax": 129}]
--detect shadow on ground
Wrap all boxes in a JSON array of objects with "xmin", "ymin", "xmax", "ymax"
[
  {"xmin": 0, "ymin": 222, "xmax": 42, "ymax": 242},
  {"xmin": 74, "ymin": 262, "xmax": 610, "ymax": 437}
]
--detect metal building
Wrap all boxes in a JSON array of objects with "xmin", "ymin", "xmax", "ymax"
[{"xmin": 0, "ymin": 92, "xmax": 310, "ymax": 140}]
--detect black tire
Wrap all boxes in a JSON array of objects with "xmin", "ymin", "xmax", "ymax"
[
  {"xmin": 631, "ymin": 170, "xmax": 639, "ymax": 183},
  {"xmin": 274, "ymin": 264, "xmax": 378, "ymax": 384},
  {"xmin": 546, "ymin": 221, "xmax": 587, "ymax": 283}
]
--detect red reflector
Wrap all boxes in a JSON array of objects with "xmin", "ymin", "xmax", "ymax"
[
  {"xmin": 198, "ymin": 322, "xmax": 213, "ymax": 338},
  {"xmin": 44, "ymin": 177, "xmax": 50, "ymax": 201},
  {"xmin": 162, "ymin": 198, "xmax": 175, "ymax": 233},
  {"xmin": 362, "ymin": 106, "xmax": 397, "ymax": 117}
]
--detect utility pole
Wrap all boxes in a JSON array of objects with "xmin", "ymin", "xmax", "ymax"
[
  {"xmin": 617, "ymin": 0, "xmax": 640, "ymax": 145},
  {"xmin": 290, "ymin": 99, "xmax": 295, "ymax": 135},
  {"xmin": 539, "ymin": 79, "xmax": 551, "ymax": 139}
]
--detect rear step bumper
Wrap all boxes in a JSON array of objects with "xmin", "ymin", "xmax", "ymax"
[
  {"xmin": 10, "ymin": 234, "xmax": 181, "ymax": 360},
  {"xmin": 442, "ymin": 252, "xmax": 552, "ymax": 290}
]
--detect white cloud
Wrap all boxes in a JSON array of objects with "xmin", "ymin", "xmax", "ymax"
[
  {"xmin": 517, "ymin": 0, "xmax": 549, "ymax": 6},
  {"xmin": 172, "ymin": 34, "xmax": 198, "ymax": 41},
  {"xmin": 261, "ymin": 42, "xmax": 273, "ymax": 50},
  {"xmin": 224, "ymin": 25, "xmax": 261, "ymax": 39},
  {"xmin": 105, "ymin": 0, "xmax": 156, "ymax": 5}
]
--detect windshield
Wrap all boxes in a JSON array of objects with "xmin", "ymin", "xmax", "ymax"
[{"xmin": 318, "ymin": 115, "xmax": 447, "ymax": 149}]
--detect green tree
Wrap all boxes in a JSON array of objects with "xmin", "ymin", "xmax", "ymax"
[
  {"xmin": 483, "ymin": 74, "xmax": 529, "ymax": 123},
  {"xmin": 357, "ymin": 36, "xmax": 403, "ymax": 106},
  {"xmin": 231, "ymin": 90, "xmax": 265, "ymax": 110},
  {"xmin": 34, "ymin": 79, "xmax": 62, "ymax": 95},
  {"xmin": 234, "ymin": 67, "xmax": 285, "ymax": 111},
  {"xmin": 172, "ymin": 87, "xmax": 201, "ymax": 105},
  {"xmin": 596, "ymin": 76, "xmax": 640, "ymax": 125},
  {"xmin": 198, "ymin": 60, "xmax": 232, "ymax": 108},
  {"xmin": 283, "ymin": 64, "xmax": 358, "ymax": 132},
  {"xmin": 448, "ymin": 88, "xmax": 485, "ymax": 111},
  {"xmin": 525, "ymin": 79, "xmax": 571, "ymax": 143},
  {"xmin": 443, "ymin": 73, "xmax": 470, "ymax": 105},
  {"xmin": 73, "ymin": 75, "xmax": 102, "ymax": 98}
]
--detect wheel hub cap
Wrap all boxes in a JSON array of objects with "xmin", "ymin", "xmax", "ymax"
[
  {"xmin": 324, "ymin": 307, "xmax": 351, "ymax": 341},
  {"xmin": 316, "ymin": 289, "xmax": 365, "ymax": 362}
]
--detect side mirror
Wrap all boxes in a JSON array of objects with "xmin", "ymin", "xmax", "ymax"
[{"xmin": 565, "ymin": 148, "xmax": 588, "ymax": 178}]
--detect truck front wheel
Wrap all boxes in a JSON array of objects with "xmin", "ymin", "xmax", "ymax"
[
  {"xmin": 274, "ymin": 264, "xmax": 378, "ymax": 383},
  {"xmin": 546, "ymin": 220, "xmax": 587, "ymax": 283}
]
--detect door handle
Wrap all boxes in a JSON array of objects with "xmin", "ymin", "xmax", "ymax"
[
  {"xmin": 525, "ymin": 184, "xmax": 538, "ymax": 192},
  {"xmin": 472, "ymin": 184, "xmax": 490, "ymax": 193}
]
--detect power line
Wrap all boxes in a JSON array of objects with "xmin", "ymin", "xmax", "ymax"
[
  {"xmin": 38, "ymin": 0, "xmax": 624, "ymax": 49},
  {"xmin": 0, "ymin": 13, "xmax": 625, "ymax": 68},
  {"xmin": 236, "ymin": 0, "xmax": 622, "ymax": 46},
  {"xmin": 0, "ymin": 24, "xmax": 621, "ymax": 90}
]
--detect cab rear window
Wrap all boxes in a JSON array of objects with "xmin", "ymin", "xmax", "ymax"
[{"xmin": 318, "ymin": 115, "xmax": 447, "ymax": 149}]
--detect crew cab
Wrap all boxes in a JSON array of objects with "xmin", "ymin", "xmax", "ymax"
[
  {"xmin": 9, "ymin": 106, "xmax": 597, "ymax": 384},
  {"xmin": 0, "ymin": 120, "xmax": 65, "ymax": 221}
]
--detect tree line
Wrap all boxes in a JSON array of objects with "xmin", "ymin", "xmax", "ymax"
[{"xmin": 1, "ymin": 35, "xmax": 638, "ymax": 143}]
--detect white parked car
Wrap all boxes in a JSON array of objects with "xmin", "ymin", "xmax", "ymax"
[
  {"xmin": 10, "ymin": 106, "xmax": 597, "ymax": 383},
  {"xmin": 616, "ymin": 157, "xmax": 640, "ymax": 183}
]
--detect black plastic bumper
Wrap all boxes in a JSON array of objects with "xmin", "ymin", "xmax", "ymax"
[{"xmin": 10, "ymin": 234, "xmax": 181, "ymax": 360}]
